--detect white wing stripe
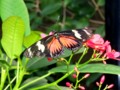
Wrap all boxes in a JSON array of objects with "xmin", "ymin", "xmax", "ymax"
[
  {"xmin": 72, "ymin": 30, "xmax": 82, "ymax": 39},
  {"xmin": 36, "ymin": 41, "xmax": 45, "ymax": 53}
]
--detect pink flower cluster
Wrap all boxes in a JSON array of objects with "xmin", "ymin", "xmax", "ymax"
[
  {"xmin": 96, "ymin": 75, "xmax": 114, "ymax": 89},
  {"xmin": 85, "ymin": 34, "xmax": 120, "ymax": 60}
]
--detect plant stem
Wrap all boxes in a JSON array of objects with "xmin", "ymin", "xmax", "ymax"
[
  {"xmin": 74, "ymin": 72, "xmax": 79, "ymax": 88},
  {"xmin": 32, "ymin": 71, "xmax": 73, "ymax": 90},
  {"xmin": 4, "ymin": 76, "xmax": 16, "ymax": 90},
  {"xmin": 68, "ymin": 53, "xmax": 73, "ymax": 64},
  {"xmin": 33, "ymin": 59, "xmax": 92, "ymax": 90},
  {"xmin": 98, "ymin": 84, "xmax": 102, "ymax": 90},
  {"xmin": 55, "ymin": 84, "xmax": 62, "ymax": 90},
  {"xmin": 67, "ymin": 53, "xmax": 74, "ymax": 73},
  {"xmin": 0, "ymin": 56, "xmax": 9, "ymax": 90},
  {"xmin": 0, "ymin": 68, "xmax": 7, "ymax": 90},
  {"xmin": 7, "ymin": 70, "xmax": 12, "ymax": 90},
  {"xmin": 77, "ymin": 47, "xmax": 88, "ymax": 64},
  {"xmin": 19, "ymin": 72, "xmax": 52, "ymax": 90},
  {"xmin": 13, "ymin": 57, "xmax": 25, "ymax": 90}
]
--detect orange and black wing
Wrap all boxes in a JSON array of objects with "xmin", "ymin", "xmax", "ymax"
[
  {"xmin": 58, "ymin": 28, "xmax": 92, "ymax": 50},
  {"xmin": 59, "ymin": 34, "xmax": 82, "ymax": 51},
  {"xmin": 44, "ymin": 36, "xmax": 63, "ymax": 57},
  {"xmin": 23, "ymin": 28, "xmax": 92, "ymax": 58}
]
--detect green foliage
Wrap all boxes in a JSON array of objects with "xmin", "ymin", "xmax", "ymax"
[
  {"xmin": 1, "ymin": 16, "xmax": 25, "ymax": 59},
  {"xmin": 0, "ymin": 0, "xmax": 109, "ymax": 90},
  {"xmin": 41, "ymin": 3, "xmax": 62, "ymax": 16},
  {"xmin": 97, "ymin": 0, "xmax": 105, "ymax": 6},
  {"xmin": 0, "ymin": 0, "xmax": 31, "ymax": 36},
  {"xmin": 27, "ymin": 57, "xmax": 57, "ymax": 70},
  {"xmin": 49, "ymin": 63, "xmax": 120, "ymax": 75},
  {"xmin": 23, "ymin": 31, "xmax": 41, "ymax": 48},
  {"xmin": 95, "ymin": 25, "xmax": 105, "ymax": 37},
  {"xmin": 21, "ymin": 77, "xmax": 48, "ymax": 90},
  {"xmin": 0, "ymin": 58, "xmax": 10, "ymax": 68}
]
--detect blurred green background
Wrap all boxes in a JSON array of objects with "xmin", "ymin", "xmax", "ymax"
[
  {"xmin": 0, "ymin": 0, "xmax": 106, "ymax": 89},
  {"xmin": 25, "ymin": 0, "xmax": 105, "ymax": 36}
]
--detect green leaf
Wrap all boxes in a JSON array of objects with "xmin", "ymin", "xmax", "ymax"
[
  {"xmin": 26, "ymin": 47, "xmax": 85, "ymax": 70},
  {"xmin": 43, "ymin": 86, "xmax": 74, "ymax": 90},
  {"xmin": 49, "ymin": 63, "xmax": 120, "ymax": 75},
  {"xmin": 0, "ymin": 0, "xmax": 31, "ymax": 36},
  {"xmin": 1, "ymin": 16, "xmax": 25, "ymax": 59},
  {"xmin": 23, "ymin": 31, "xmax": 41, "ymax": 48},
  {"xmin": 27, "ymin": 57, "xmax": 57, "ymax": 70},
  {"xmin": 41, "ymin": 3, "xmax": 62, "ymax": 16},
  {"xmin": 21, "ymin": 77, "xmax": 48, "ymax": 90},
  {"xmin": 0, "ymin": 58, "xmax": 10, "ymax": 68}
]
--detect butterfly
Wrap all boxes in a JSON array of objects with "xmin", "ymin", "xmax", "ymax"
[{"xmin": 23, "ymin": 27, "xmax": 92, "ymax": 58}]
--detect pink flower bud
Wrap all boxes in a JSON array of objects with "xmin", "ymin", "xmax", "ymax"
[
  {"xmin": 40, "ymin": 33, "xmax": 47, "ymax": 38},
  {"xmin": 72, "ymin": 74, "xmax": 77, "ymax": 78},
  {"xmin": 74, "ymin": 66, "xmax": 79, "ymax": 73},
  {"xmin": 100, "ymin": 75, "xmax": 105, "ymax": 84},
  {"xmin": 84, "ymin": 74, "xmax": 90, "ymax": 78},
  {"xmin": 78, "ymin": 85, "xmax": 85, "ymax": 90},
  {"xmin": 103, "ymin": 60, "xmax": 107, "ymax": 64},
  {"xmin": 96, "ymin": 82, "xmax": 100, "ymax": 86},
  {"xmin": 66, "ymin": 82, "xmax": 71, "ymax": 87},
  {"xmin": 107, "ymin": 84, "xmax": 114, "ymax": 89}
]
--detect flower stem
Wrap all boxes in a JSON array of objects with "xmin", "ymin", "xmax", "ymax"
[
  {"xmin": 77, "ymin": 47, "xmax": 88, "ymax": 64},
  {"xmin": 0, "ymin": 68, "xmax": 7, "ymax": 90},
  {"xmin": 13, "ymin": 57, "xmax": 26, "ymax": 90},
  {"xmin": 55, "ymin": 84, "xmax": 62, "ymax": 90},
  {"xmin": 0, "ymin": 56, "xmax": 9, "ymax": 90},
  {"xmin": 4, "ymin": 76, "xmax": 16, "ymax": 90},
  {"xmin": 98, "ymin": 84, "xmax": 102, "ymax": 90},
  {"xmin": 19, "ymin": 72, "xmax": 52, "ymax": 90},
  {"xmin": 31, "ymin": 71, "xmax": 73, "ymax": 90},
  {"xmin": 7, "ymin": 70, "xmax": 12, "ymax": 90},
  {"xmin": 67, "ymin": 53, "xmax": 74, "ymax": 73}
]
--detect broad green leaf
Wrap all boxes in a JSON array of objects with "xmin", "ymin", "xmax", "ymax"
[
  {"xmin": 23, "ymin": 31, "xmax": 41, "ymax": 48},
  {"xmin": 49, "ymin": 63, "xmax": 120, "ymax": 75},
  {"xmin": 21, "ymin": 77, "xmax": 48, "ymax": 90},
  {"xmin": 32, "ymin": 86, "xmax": 73, "ymax": 90},
  {"xmin": 27, "ymin": 57, "xmax": 57, "ymax": 70},
  {"xmin": 0, "ymin": 0, "xmax": 30, "ymax": 36},
  {"xmin": 1, "ymin": 16, "xmax": 25, "ymax": 59}
]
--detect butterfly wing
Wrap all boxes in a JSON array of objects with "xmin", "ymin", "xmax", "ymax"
[
  {"xmin": 72, "ymin": 28, "xmax": 92, "ymax": 42},
  {"xmin": 58, "ymin": 34, "xmax": 82, "ymax": 51},
  {"xmin": 44, "ymin": 36, "xmax": 63, "ymax": 57},
  {"xmin": 23, "ymin": 35, "xmax": 63, "ymax": 58},
  {"xmin": 58, "ymin": 28, "xmax": 92, "ymax": 50},
  {"xmin": 23, "ymin": 35, "xmax": 52, "ymax": 58},
  {"xmin": 23, "ymin": 28, "xmax": 92, "ymax": 58},
  {"xmin": 23, "ymin": 40, "xmax": 46, "ymax": 58}
]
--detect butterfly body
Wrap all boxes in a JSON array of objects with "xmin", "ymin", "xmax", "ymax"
[{"xmin": 23, "ymin": 28, "xmax": 92, "ymax": 58}]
